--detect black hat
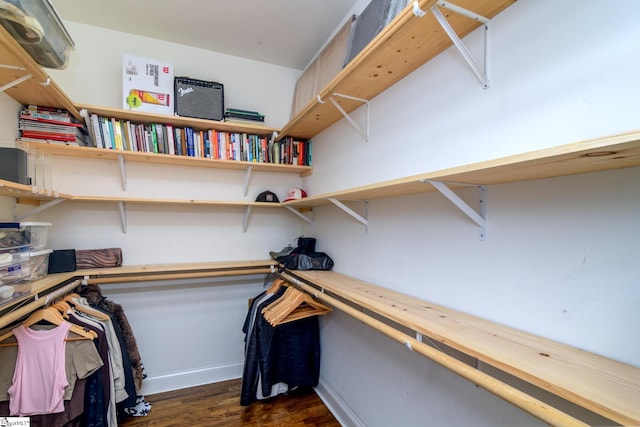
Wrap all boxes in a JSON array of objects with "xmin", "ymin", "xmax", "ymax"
[{"xmin": 255, "ymin": 191, "xmax": 279, "ymax": 203}]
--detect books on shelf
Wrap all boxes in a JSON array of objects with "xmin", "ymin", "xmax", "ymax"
[
  {"xmin": 80, "ymin": 112, "xmax": 311, "ymax": 166},
  {"xmin": 19, "ymin": 106, "xmax": 90, "ymax": 146}
]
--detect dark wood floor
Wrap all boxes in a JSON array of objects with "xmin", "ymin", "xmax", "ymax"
[{"xmin": 119, "ymin": 379, "xmax": 341, "ymax": 426}]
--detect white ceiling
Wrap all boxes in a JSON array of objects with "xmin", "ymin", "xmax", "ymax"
[{"xmin": 49, "ymin": 0, "xmax": 361, "ymax": 70}]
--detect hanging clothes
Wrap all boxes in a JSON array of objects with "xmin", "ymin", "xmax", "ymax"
[
  {"xmin": 240, "ymin": 277, "xmax": 324, "ymax": 406},
  {"xmin": 8, "ymin": 322, "xmax": 74, "ymax": 416}
]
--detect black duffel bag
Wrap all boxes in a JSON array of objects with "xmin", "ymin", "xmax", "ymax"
[{"xmin": 277, "ymin": 251, "xmax": 334, "ymax": 271}]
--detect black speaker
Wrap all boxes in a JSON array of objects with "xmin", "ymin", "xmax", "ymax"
[
  {"xmin": 0, "ymin": 148, "xmax": 30, "ymax": 185},
  {"xmin": 174, "ymin": 77, "xmax": 224, "ymax": 121}
]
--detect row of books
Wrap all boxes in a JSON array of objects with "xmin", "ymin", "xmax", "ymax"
[
  {"xmin": 18, "ymin": 106, "xmax": 90, "ymax": 146},
  {"xmin": 85, "ymin": 113, "xmax": 311, "ymax": 166}
]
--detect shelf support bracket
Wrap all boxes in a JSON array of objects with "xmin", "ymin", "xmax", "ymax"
[
  {"xmin": 243, "ymin": 166, "xmax": 253, "ymax": 197},
  {"xmin": 284, "ymin": 206, "xmax": 313, "ymax": 224},
  {"xmin": 14, "ymin": 198, "xmax": 65, "ymax": 222},
  {"xmin": 243, "ymin": 206, "xmax": 252, "ymax": 233},
  {"xmin": 422, "ymin": 180, "xmax": 487, "ymax": 240},
  {"xmin": 118, "ymin": 155, "xmax": 127, "ymax": 191},
  {"xmin": 430, "ymin": 1, "xmax": 490, "ymax": 88},
  {"xmin": 118, "ymin": 201, "xmax": 127, "ymax": 233},
  {"xmin": 0, "ymin": 71, "xmax": 32, "ymax": 93},
  {"xmin": 319, "ymin": 93, "xmax": 369, "ymax": 142},
  {"xmin": 327, "ymin": 198, "xmax": 368, "ymax": 229}
]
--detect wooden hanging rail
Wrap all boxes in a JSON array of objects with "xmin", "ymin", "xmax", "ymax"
[
  {"xmin": 280, "ymin": 269, "xmax": 640, "ymax": 427},
  {"xmin": 0, "ymin": 260, "xmax": 276, "ymax": 329}
]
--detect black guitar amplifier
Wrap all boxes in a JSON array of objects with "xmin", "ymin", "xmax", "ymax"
[{"xmin": 174, "ymin": 77, "xmax": 224, "ymax": 121}]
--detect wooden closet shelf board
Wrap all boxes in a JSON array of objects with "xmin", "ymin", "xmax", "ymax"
[
  {"xmin": 16, "ymin": 141, "xmax": 312, "ymax": 175},
  {"xmin": 0, "ymin": 26, "xmax": 80, "ymax": 119},
  {"xmin": 288, "ymin": 270, "xmax": 640, "ymax": 426},
  {"xmin": 279, "ymin": 0, "xmax": 516, "ymax": 140},
  {"xmin": 76, "ymin": 104, "xmax": 278, "ymax": 137},
  {"xmin": 0, "ymin": 179, "xmax": 72, "ymax": 200},
  {"xmin": 283, "ymin": 129, "xmax": 640, "ymax": 207},
  {"xmin": 68, "ymin": 195, "xmax": 286, "ymax": 207}
]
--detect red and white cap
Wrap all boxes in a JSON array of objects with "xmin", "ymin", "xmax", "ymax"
[{"xmin": 284, "ymin": 188, "xmax": 308, "ymax": 202}]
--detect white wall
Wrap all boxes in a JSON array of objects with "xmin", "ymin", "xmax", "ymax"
[
  {"xmin": 47, "ymin": 21, "xmax": 300, "ymax": 128},
  {"xmin": 304, "ymin": 0, "xmax": 640, "ymax": 426}
]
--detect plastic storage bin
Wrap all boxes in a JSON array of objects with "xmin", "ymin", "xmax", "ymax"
[
  {"xmin": 0, "ymin": 244, "xmax": 30, "ymax": 266},
  {"xmin": 0, "ymin": 0, "xmax": 75, "ymax": 69},
  {"xmin": 0, "ymin": 222, "xmax": 52, "ymax": 249},
  {"xmin": 21, "ymin": 221, "xmax": 52, "ymax": 250},
  {"xmin": 27, "ymin": 248, "xmax": 52, "ymax": 280}
]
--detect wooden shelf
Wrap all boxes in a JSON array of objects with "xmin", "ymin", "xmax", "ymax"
[
  {"xmin": 279, "ymin": 0, "xmax": 516, "ymax": 140},
  {"xmin": 285, "ymin": 269, "xmax": 640, "ymax": 426},
  {"xmin": 78, "ymin": 104, "xmax": 277, "ymax": 137},
  {"xmin": 0, "ymin": 25, "xmax": 80, "ymax": 119},
  {"xmin": 0, "ymin": 179, "xmax": 71, "ymax": 201},
  {"xmin": 68, "ymin": 195, "xmax": 285, "ymax": 208},
  {"xmin": 17, "ymin": 140, "xmax": 312, "ymax": 176},
  {"xmin": 284, "ymin": 129, "xmax": 640, "ymax": 207},
  {"xmin": 0, "ymin": 260, "xmax": 276, "ymax": 330}
]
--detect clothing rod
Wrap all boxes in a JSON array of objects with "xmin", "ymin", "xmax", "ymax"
[
  {"xmin": 0, "ymin": 280, "xmax": 81, "ymax": 330},
  {"xmin": 87, "ymin": 268, "xmax": 273, "ymax": 285},
  {"xmin": 279, "ymin": 271, "xmax": 588, "ymax": 427}
]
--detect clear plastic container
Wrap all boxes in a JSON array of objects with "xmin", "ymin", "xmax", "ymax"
[
  {"xmin": 0, "ymin": 222, "xmax": 51, "ymax": 249},
  {"xmin": 27, "ymin": 248, "xmax": 52, "ymax": 280},
  {"xmin": 0, "ymin": 244, "xmax": 30, "ymax": 266},
  {"xmin": 0, "ymin": 0, "xmax": 75, "ymax": 69},
  {"xmin": 21, "ymin": 221, "xmax": 52, "ymax": 250}
]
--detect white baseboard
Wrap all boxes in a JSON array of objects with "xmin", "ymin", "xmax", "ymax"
[
  {"xmin": 314, "ymin": 377, "xmax": 365, "ymax": 427},
  {"xmin": 139, "ymin": 363, "xmax": 243, "ymax": 396}
]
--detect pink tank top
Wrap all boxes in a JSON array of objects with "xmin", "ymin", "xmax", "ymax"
[{"xmin": 8, "ymin": 321, "xmax": 71, "ymax": 416}]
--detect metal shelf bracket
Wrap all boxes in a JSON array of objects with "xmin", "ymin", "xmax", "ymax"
[
  {"xmin": 0, "ymin": 64, "xmax": 50, "ymax": 92},
  {"xmin": 318, "ymin": 93, "xmax": 369, "ymax": 141},
  {"xmin": 243, "ymin": 205, "xmax": 252, "ymax": 233},
  {"xmin": 422, "ymin": 180, "xmax": 487, "ymax": 240},
  {"xmin": 420, "ymin": 1, "xmax": 491, "ymax": 88},
  {"xmin": 327, "ymin": 198, "xmax": 368, "ymax": 230},
  {"xmin": 284, "ymin": 206, "xmax": 313, "ymax": 225},
  {"xmin": 243, "ymin": 165, "xmax": 253, "ymax": 197},
  {"xmin": 14, "ymin": 198, "xmax": 65, "ymax": 222},
  {"xmin": 118, "ymin": 155, "xmax": 127, "ymax": 191},
  {"xmin": 118, "ymin": 201, "xmax": 127, "ymax": 233}
]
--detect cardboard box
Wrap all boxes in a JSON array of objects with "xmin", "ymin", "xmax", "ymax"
[{"xmin": 122, "ymin": 54, "xmax": 174, "ymax": 115}]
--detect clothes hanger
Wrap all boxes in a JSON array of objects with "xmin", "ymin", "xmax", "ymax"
[
  {"xmin": 262, "ymin": 287, "xmax": 331, "ymax": 326},
  {"xmin": 266, "ymin": 278, "xmax": 287, "ymax": 294},
  {"xmin": 0, "ymin": 306, "xmax": 96, "ymax": 345},
  {"xmin": 50, "ymin": 300, "xmax": 72, "ymax": 319},
  {"xmin": 64, "ymin": 294, "xmax": 111, "ymax": 321}
]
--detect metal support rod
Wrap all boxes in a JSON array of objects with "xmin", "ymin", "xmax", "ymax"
[
  {"xmin": 118, "ymin": 155, "xmax": 127, "ymax": 191},
  {"xmin": 327, "ymin": 93, "xmax": 369, "ymax": 142},
  {"xmin": 243, "ymin": 165, "xmax": 253, "ymax": 197},
  {"xmin": 327, "ymin": 198, "xmax": 368, "ymax": 227},
  {"xmin": 15, "ymin": 198, "xmax": 65, "ymax": 222},
  {"xmin": 284, "ymin": 206, "xmax": 313, "ymax": 224},
  {"xmin": 118, "ymin": 201, "xmax": 127, "ymax": 233},
  {"xmin": 431, "ymin": 5, "xmax": 490, "ymax": 88}
]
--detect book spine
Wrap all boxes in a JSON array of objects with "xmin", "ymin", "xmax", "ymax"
[
  {"xmin": 166, "ymin": 124, "xmax": 175, "ymax": 155},
  {"xmin": 185, "ymin": 127, "xmax": 195, "ymax": 157}
]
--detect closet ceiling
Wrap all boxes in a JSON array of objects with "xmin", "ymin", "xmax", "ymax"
[{"xmin": 49, "ymin": 0, "xmax": 361, "ymax": 70}]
